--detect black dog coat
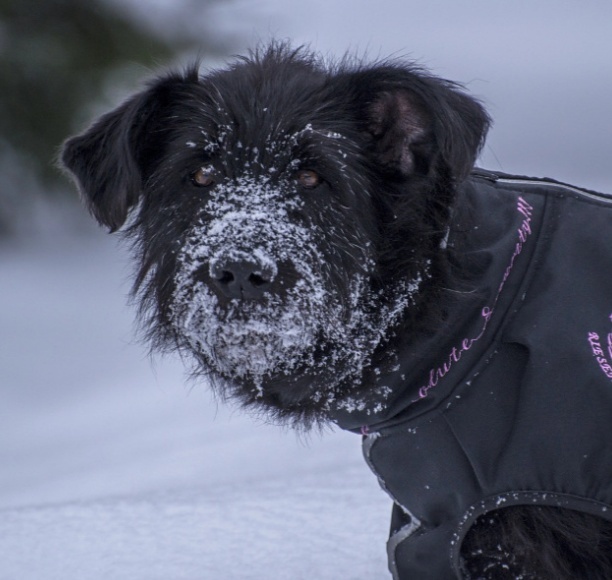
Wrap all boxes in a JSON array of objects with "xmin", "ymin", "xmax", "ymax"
[{"xmin": 333, "ymin": 170, "xmax": 612, "ymax": 579}]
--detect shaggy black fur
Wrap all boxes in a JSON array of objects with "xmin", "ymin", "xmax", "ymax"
[
  {"xmin": 62, "ymin": 43, "xmax": 489, "ymax": 427},
  {"xmin": 461, "ymin": 506, "xmax": 612, "ymax": 579},
  {"xmin": 61, "ymin": 43, "xmax": 612, "ymax": 578}
]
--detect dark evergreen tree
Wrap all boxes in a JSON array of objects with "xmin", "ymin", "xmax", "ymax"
[{"xmin": 0, "ymin": 0, "xmax": 229, "ymax": 235}]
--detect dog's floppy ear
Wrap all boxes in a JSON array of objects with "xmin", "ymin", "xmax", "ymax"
[
  {"xmin": 61, "ymin": 71, "xmax": 196, "ymax": 232},
  {"xmin": 353, "ymin": 66, "xmax": 490, "ymax": 181}
]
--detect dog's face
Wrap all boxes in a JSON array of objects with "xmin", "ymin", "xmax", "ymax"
[
  {"xmin": 61, "ymin": 45, "xmax": 489, "ymax": 425},
  {"xmin": 168, "ymin": 124, "xmax": 389, "ymax": 409}
]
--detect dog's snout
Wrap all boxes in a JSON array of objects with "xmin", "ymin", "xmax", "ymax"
[{"xmin": 210, "ymin": 259, "xmax": 274, "ymax": 300}]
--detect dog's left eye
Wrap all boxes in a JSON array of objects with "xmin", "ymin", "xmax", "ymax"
[
  {"xmin": 191, "ymin": 166, "xmax": 216, "ymax": 187},
  {"xmin": 295, "ymin": 169, "xmax": 321, "ymax": 189}
]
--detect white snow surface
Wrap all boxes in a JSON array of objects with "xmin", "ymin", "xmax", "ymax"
[{"xmin": 0, "ymin": 233, "xmax": 390, "ymax": 579}]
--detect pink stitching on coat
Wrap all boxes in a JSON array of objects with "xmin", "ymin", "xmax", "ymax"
[
  {"xmin": 588, "ymin": 332, "xmax": 612, "ymax": 381},
  {"xmin": 416, "ymin": 196, "xmax": 534, "ymax": 400}
]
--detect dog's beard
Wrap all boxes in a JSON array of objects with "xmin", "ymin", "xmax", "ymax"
[
  {"xmin": 174, "ymin": 277, "xmax": 337, "ymax": 388},
  {"xmin": 167, "ymin": 175, "xmax": 420, "ymax": 412}
]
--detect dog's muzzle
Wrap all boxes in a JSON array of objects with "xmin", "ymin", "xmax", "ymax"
[{"xmin": 168, "ymin": 176, "xmax": 334, "ymax": 385}]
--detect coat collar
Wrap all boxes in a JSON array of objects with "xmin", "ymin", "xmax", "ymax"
[{"xmin": 331, "ymin": 175, "xmax": 541, "ymax": 431}]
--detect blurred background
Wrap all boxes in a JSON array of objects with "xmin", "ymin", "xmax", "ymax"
[
  {"xmin": 0, "ymin": 1, "xmax": 611, "ymax": 578},
  {"xmin": 1, "ymin": 0, "xmax": 611, "ymax": 239},
  {"xmin": 0, "ymin": 0, "xmax": 612, "ymax": 237}
]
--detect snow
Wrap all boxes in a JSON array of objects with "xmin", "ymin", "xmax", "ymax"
[
  {"xmin": 0, "ymin": 470, "xmax": 388, "ymax": 580},
  {"xmin": 173, "ymin": 172, "xmax": 329, "ymax": 386},
  {"xmin": 0, "ymin": 233, "xmax": 390, "ymax": 579}
]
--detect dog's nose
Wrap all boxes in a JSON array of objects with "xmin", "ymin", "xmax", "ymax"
[{"xmin": 210, "ymin": 259, "xmax": 274, "ymax": 300}]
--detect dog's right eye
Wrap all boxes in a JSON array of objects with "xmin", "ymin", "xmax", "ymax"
[
  {"xmin": 191, "ymin": 166, "xmax": 216, "ymax": 187},
  {"xmin": 295, "ymin": 169, "xmax": 321, "ymax": 189}
]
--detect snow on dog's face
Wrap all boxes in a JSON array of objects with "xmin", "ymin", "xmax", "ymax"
[
  {"xmin": 61, "ymin": 44, "xmax": 489, "ymax": 425},
  {"xmin": 172, "ymin": 167, "xmax": 359, "ymax": 391},
  {"xmin": 164, "ymin": 125, "xmax": 418, "ymax": 416}
]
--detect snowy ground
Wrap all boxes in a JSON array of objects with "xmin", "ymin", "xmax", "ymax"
[{"xmin": 0, "ymin": 232, "xmax": 390, "ymax": 579}]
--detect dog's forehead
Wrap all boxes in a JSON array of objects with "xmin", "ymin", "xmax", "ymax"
[
  {"xmin": 180, "ymin": 66, "xmax": 354, "ymax": 164},
  {"xmin": 193, "ymin": 109, "xmax": 344, "ymax": 161}
]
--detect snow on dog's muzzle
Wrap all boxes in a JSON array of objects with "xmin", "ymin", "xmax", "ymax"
[
  {"xmin": 168, "ymin": 175, "xmax": 339, "ymax": 385},
  {"xmin": 167, "ymin": 173, "xmax": 420, "ymax": 409}
]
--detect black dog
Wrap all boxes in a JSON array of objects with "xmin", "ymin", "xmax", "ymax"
[{"xmin": 61, "ymin": 44, "xmax": 612, "ymax": 579}]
